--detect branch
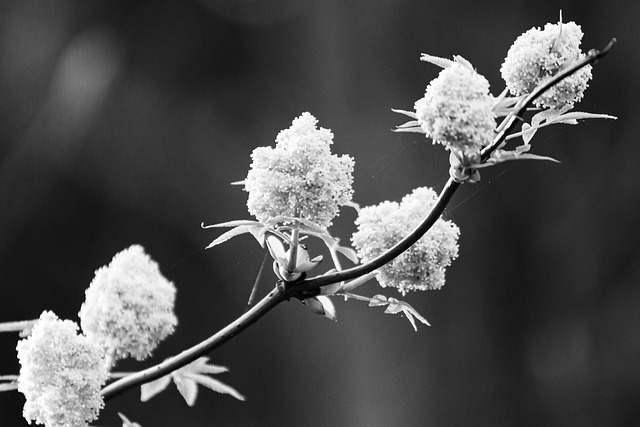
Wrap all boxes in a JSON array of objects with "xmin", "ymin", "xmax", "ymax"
[
  {"xmin": 482, "ymin": 38, "xmax": 616, "ymax": 160},
  {"xmin": 100, "ymin": 38, "xmax": 615, "ymax": 402},
  {"xmin": 102, "ymin": 287, "xmax": 286, "ymax": 401}
]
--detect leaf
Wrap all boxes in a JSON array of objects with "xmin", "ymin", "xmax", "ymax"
[
  {"xmin": 398, "ymin": 300, "xmax": 431, "ymax": 330},
  {"xmin": 476, "ymin": 149, "xmax": 560, "ymax": 168},
  {"xmin": 531, "ymin": 107, "xmax": 566, "ymax": 128},
  {"xmin": 205, "ymin": 224, "xmax": 263, "ymax": 249},
  {"xmin": 299, "ymin": 255, "xmax": 324, "ymax": 270},
  {"xmin": 492, "ymin": 88, "xmax": 521, "ymax": 117},
  {"xmin": 419, "ymin": 53, "xmax": 455, "ymax": 68},
  {"xmin": 384, "ymin": 299, "xmax": 403, "ymax": 314},
  {"xmin": 173, "ymin": 358, "xmax": 244, "ymax": 406},
  {"xmin": 340, "ymin": 292, "xmax": 374, "ymax": 303},
  {"xmin": 201, "ymin": 220, "xmax": 261, "ymax": 229},
  {"xmin": 452, "ymin": 55, "xmax": 474, "ymax": 70},
  {"xmin": 302, "ymin": 296, "xmax": 337, "ymax": 321},
  {"xmin": 0, "ymin": 381, "xmax": 18, "ymax": 392},
  {"xmin": 203, "ymin": 220, "xmax": 266, "ymax": 249},
  {"xmin": 391, "ymin": 108, "xmax": 417, "ymax": 119},
  {"xmin": 369, "ymin": 295, "xmax": 430, "ymax": 331},
  {"xmin": 139, "ymin": 357, "xmax": 244, "ymax": 406},
  {"xmin": 521, "ymin": 123, "xmax": 536, "ymax": 144},
  {"xmin": 393, "ymin": 125, "xmax": 425, "ymax": 134},
  {"xmin": 335, "ymin": 245, "xmax": 359, "ymax": 264},
  {"xmin": 174, "ymin": 373, "xmax": 199, "ymax": 406},
  {"xmin": 395, "ymin": 120, "xmax": 421, "ymax": 129},
  {"xmin": 140, "ymin": 375, "xmax": 171, "ymax": 402},
  {"xmin": 318, "ymin": 233, "xmax": 359, "ymax": 265},
  {"xmin": 264, "ymin": 216, "xmax": 327, "ymax": 234},
  {"xmin": 265, "ymin": 235, "xmax": 287, "ymax": 262},
  {"xmin": 320, "ymin": 282, "xmax": 341, "ymax": 296},
  {"xmin": 511, "ymin": 153, "xmax": 561, "ymax": 163},
  {"xmin": 317, "ymin": 295, "xmax": 337, "ymax": 321},
  {"xmin": 119, "ymin": 413, "xmax": 143, "ymax": 427},
  {"xmin": 368, "ymin": 294, "xmax": 388, "ymax": 307},
  {"xmin": 185, "ymin": 373, "xmax": 245, "ymax": 401},
  {"xmin": 547, "ymin": 111, "xmax": 617, "ymax": 125},
  {"xmin": 343, "ymin": 200, "xmax": 360, "ymax": 212},
  {"xmin": 187, "ymin": 357, "xmax": 229, "ymax": 375},
  {"xmin": 515, "ymin": 143, "xmax": 532, "ymax": 154}
]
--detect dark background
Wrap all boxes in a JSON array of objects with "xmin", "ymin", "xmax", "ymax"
[{"xmin": 1, "ymin": 1, "xmax": 638, "ymax": 426}]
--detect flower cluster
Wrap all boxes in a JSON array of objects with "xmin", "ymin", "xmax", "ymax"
[
  {"xmin": 79, "ymin": 245, "xmax": 177, "ymax": 361},
  {"xmin": 414, "ymin": 61, "xmax": 496, "ymax": 155},
  {"xmin": 351, "ymin": 187, "xmax": 460, "ymax": 295},
  {"xmin": 16, "ymin": 311, "xmax": 108, "ymax": 427},
  {"xmin": 500, "ymin": 21, "xmax": 592, "ymax": 109},
  {"xmin": 244, "ymin": 112, "xmax": 354, "ymax": 228}
]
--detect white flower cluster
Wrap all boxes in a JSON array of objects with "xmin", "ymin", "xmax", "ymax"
[
  {"xmin": 500, "ymin": 21, "xmax": 592, "ymax": 109},
  {"xmin": 414, "ymin": 61, "xmax": 496, "ymax": 155},
  {"xmin": 244, "ymin": 112, "xmax": 354, "ymax": 228},
  {"xmin": 79, "ymin": 245, "xmax": 177, "ymax": 361},
  {"xmin": 16, "ymin": 311, "xmax": 108, "ymax": 427},
  {"xmin": 351, "ymin": 187, "xmax": 460, "ymax": 295}
]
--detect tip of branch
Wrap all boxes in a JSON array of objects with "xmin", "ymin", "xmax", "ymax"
[{"xmin": 590, "ymin": 38, "xmax": 616, "ymax": 61}]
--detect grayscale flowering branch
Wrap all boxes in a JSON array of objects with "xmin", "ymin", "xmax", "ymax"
[{"xmin": 101, "ymin": 38, "xmax": 615, "ymax": 403}]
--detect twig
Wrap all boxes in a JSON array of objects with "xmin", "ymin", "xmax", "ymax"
[{"xmin": 102, "ymin": 287, "xmax": 285, "ymax": 400}]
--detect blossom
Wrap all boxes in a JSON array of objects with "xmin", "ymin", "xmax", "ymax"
[
  {"xmin": 500, "ymin": 21, "xmax": 592, "ymax": 109},
  {"xmin": 351, "ymin": 187, "xmax": 460, "ymax": 295},
  {"xmin": 414, "ymin": 61, "xmax": 495, "ymax": 154},
  {"xmin": 79, "ymin": 245, "xmax": 177, "ymax": 361},
  {"xmin": 244, "ymin": 112, "xmax": 354, "ymax": 228},
  {"xmin": 16, "ymin": 311, "xmax": 107, "ymax": 427}
]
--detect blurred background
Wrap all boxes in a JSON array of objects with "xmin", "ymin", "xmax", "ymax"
[{"xmin": 0, "ymin": 0, "xmax": 638, "ymax": 426}]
